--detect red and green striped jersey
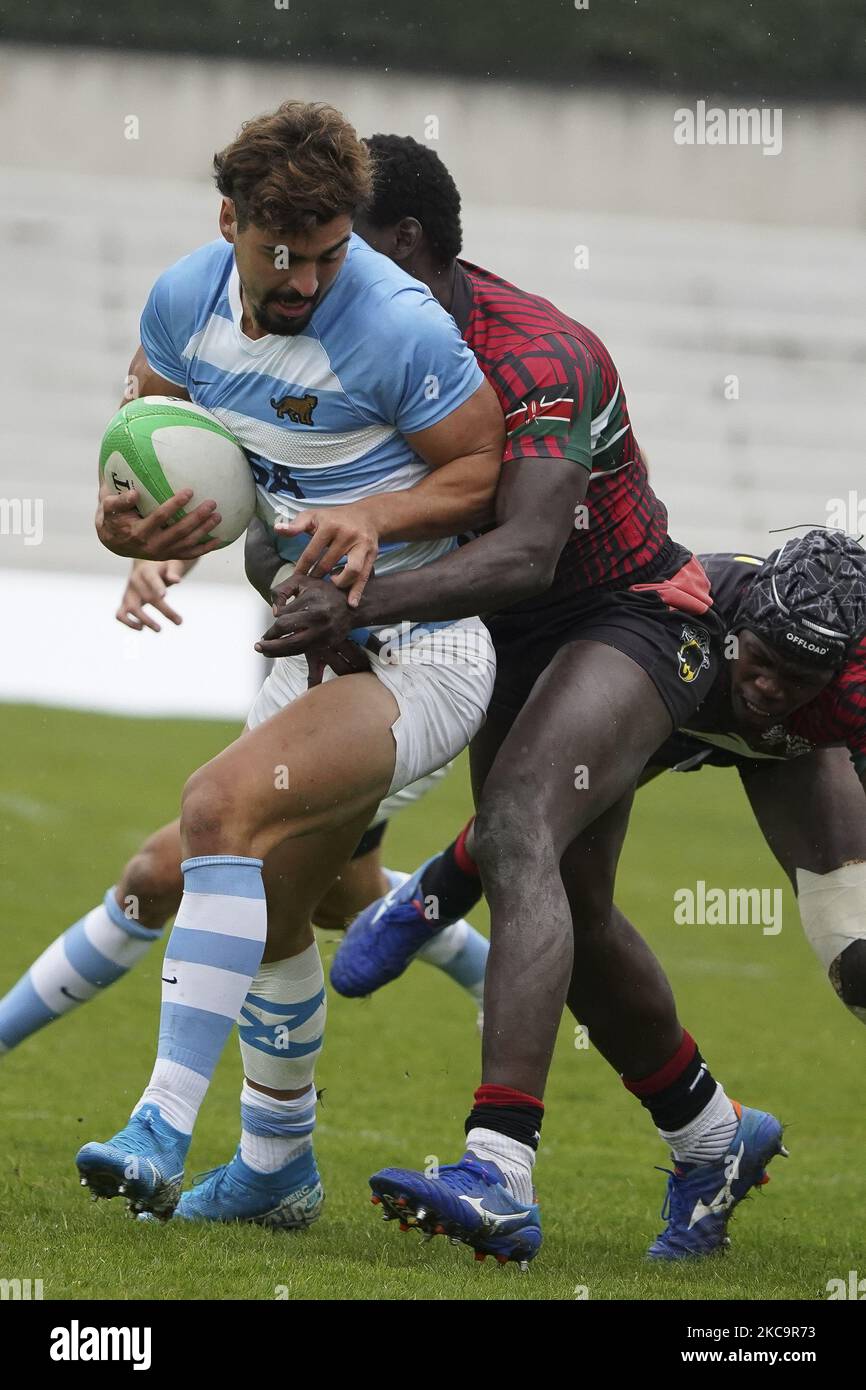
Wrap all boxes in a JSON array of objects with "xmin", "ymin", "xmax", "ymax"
[
  {"xmin": 453, "ymin": 259, "xmax": 669, "ymax": 601},
  {"xmin": 787, "ymin": 645, "xmax": 866, "ymax": 771}
]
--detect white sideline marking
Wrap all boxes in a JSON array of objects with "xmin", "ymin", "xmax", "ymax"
[{"xmin": 0, "ymin": 567, "xmax": 264, "ymax": 720}]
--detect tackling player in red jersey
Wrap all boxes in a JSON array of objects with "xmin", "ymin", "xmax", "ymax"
[{"xmin": 258, "ymin": 135, "xmax": 785, "ymax": 1264}]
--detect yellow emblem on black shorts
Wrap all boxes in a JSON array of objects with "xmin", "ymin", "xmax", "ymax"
[{"xmin": 677, "ymin": 624, "xmax": 711, "ymax": 683}]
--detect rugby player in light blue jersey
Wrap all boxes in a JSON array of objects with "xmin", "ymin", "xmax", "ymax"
[{"xmin": 74, "ymin": 102, "xmax": 503, "ymax": 1226}]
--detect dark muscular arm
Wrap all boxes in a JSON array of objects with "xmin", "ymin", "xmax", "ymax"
[
  {"xmin": 257, "ymin": 458, "xmax": 588, "ymax": 655},
  {"xmin": 356, "ymin": 458, "xmax": 585, "ymax": 625}
]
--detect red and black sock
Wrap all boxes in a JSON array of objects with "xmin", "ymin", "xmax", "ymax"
[
  {"xmin": 622, "ymin": 1031, "xmax": 716, "ymax": 1131},
  {"xmin": 419, "ymin": 819, "xmax": 482, "ymax": 929},
  {"xmin": 465, "ymin": 1083, "xmax": 544, "ymax": 1151}
]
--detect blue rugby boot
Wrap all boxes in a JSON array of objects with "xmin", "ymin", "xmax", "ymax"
[
  {"xmin": 76, "ymin": 1103, "xmax": 189, "ymax": 1219},
  {"xmin": 370, "ymin": 1152, "xmax": 541, "ymax": 1267},
  {"xmin": 331, "ymin": 861, "xmax": 440, "ymax": 997},
  {"xmin": 647, "ymin": 1102, "xmax": 788, "ymax": 1260},
  {"xmin": 171, "ymin": 1145, "xmax": 324, "ymax": 1229}
]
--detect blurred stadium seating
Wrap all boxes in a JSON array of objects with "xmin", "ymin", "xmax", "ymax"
[{"xmin": 1, "ymin": 42, "xmax": 864, "ymax": 715}]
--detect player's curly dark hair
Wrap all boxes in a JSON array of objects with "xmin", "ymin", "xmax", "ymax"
[
  {"xmin": 363, "ymin": 134, "xmax": 463, "ymax": 266},
  {"xmin": 214, "ymin": 101, "xmax": 373, "ymax": 233}
]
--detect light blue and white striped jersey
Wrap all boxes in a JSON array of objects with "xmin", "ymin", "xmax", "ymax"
[{"xmin": 140, "ymin": 234, "xmax": 484, "ymax": 574}]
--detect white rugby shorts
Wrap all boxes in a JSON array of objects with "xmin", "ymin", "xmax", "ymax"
[{"xmin": 246, "ymin": 617, "xmax": 495, "ymax": 821}]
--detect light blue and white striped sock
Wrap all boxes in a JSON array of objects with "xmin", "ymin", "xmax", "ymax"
[
  {"xmin": 0, "ymin": 888, "xmax": 162, "ymax": 1054},
  {"xmin": 240, "ymin": 1082, "xmax": 318, "ymax": 1174},
  {"xmin": 136, "ymin": 855, "xmax": 267, "ymax": 1135},
  {"xmin": 237, "ymin": 943, "xmax": 326, "ymax": 1170},
  {"xmin": 384, "ymin": 869, "xmax": 489, "ymax": 1007}
]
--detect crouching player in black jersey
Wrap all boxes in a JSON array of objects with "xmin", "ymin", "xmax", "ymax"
[{"xmin": 335, "ymin": 530, "xmax": 866, "ymax": 1258}]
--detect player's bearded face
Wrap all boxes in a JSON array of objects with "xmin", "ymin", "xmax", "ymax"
[{"xmin": 230, "ymin": 213, "xmax": 353, "ymax": 337}]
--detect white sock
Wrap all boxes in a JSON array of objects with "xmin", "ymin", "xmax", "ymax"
[
  {"xmin": 240, "ymin": 1082, "xmax": 317, "ymax": 1174},
  {"xmin": 465, "ymin": 1125, "xmax": 535, "ymax": 1205},
  {"xmin": 134, "ymin": 1060, "xmax": 208, "ymax": 1136},
  {"xmin": 660, "ymin": 1083, "xmax": 739, "ymax": 1165}
]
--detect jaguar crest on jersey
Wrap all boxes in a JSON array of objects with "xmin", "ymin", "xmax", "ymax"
[{"xmin": 270, "ymin": 392, "xmax": 319, "ymax": 425}]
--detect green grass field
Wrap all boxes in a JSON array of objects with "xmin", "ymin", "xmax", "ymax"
[{"xmin": 0, "ymin": 702, "xmax": 863, "ymax": 1301}]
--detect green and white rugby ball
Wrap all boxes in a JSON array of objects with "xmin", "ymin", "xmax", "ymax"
[{"xmin": 99, "ymin": 396, "xmax": 256, "ymax": 548}]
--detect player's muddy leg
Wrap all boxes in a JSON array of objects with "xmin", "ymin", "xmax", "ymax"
[
  {"xmin": 561, "ymin": 791, "xmax": 683, "ymax": 1077},
  {"xmin": 559, "ymin": 793, "xmax": 753, "ymax": 1182},
  {"xmin": 555, "ymin": 765, "xmax": 788, "ymax": 1262},
  {"xmin": 472, "ymin": 641, "xmax": 673, "ymax": 1099},
  {"xmin": 482, "ymin": 723, "xmax": 672, "ymax": 1071},
  {"xmin": 741, "ymin": 747, "xmax": 866, "ymax": 1022},
  {"xmin": 368, "ymin": 655, "xmax": 672, "ymax": 1255},
  {"xmin": 378, "ymin": 722, "xmax": 649, "ymax": 964},
  {"xmin": 0, "ymin": 819, "xmax": 183, "ymax": 1055}
]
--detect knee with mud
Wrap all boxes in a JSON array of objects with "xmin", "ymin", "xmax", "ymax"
[
  {"xmin": 474, "ymin": 789, "xmax": 559, "ymax": 893},
  {"xmin": 180, "ymin": 766, "xmax": 258, "ymax": 859}
]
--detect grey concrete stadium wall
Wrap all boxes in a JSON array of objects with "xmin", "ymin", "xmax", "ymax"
[
  {"xmin": 1, "ymin": 44, "xmax": 865, "ymax": 716},
  {"xmin": 4, "ymin": 44, "xmax": 866, "ymax": 228},
  {"xmin": 4, "ymin": 41, "xmax": 864, "ymax": 558}
]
